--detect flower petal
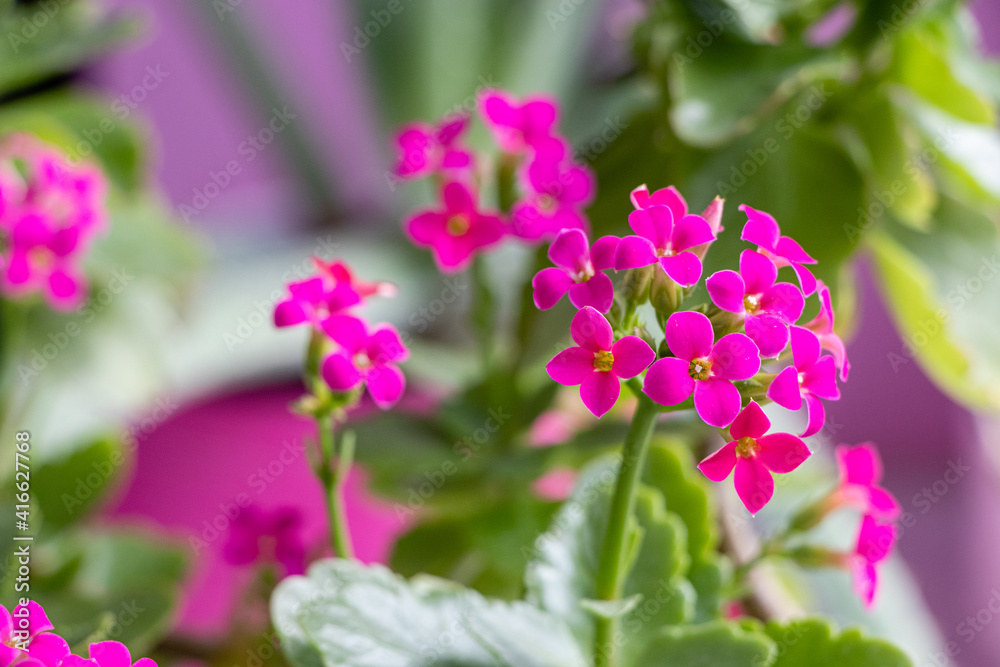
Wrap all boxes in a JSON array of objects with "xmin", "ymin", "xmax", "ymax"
[
  {"xmin": 547, "ymin": 347, "xmax": 596, "ymax": 385},
  {"xmin": 571, "ymin": 306, "xmax": 613, "ymax": 352},
  {"xmin": 766, "ymin": 366, "xmax": 802, "ymax": 410},
  {"xmin": 468, "ymin": 213, "xmax": 507, "ymax": 249},
  {"xmin": 857, "ymin": 514, "xmax": 896, "ymax": 563},
  {"xmin": 852, "ymin": 558, "xmax": 878, "ymax": 608},
  {"xmin": 802, "ymin": 356, "xmax": 840, "ymax": 401},
  {"xmin": 321, "ymin": 352, "xmax": 363, "ymax": 392},
  {"xmin": 368, "ymin": 326, "xmax": 409, "ymax": 364},
  {"xmin": 756, "ymin": 433, "xmax": 811, "ymax": 473},
  {"xmin": 629, "ymin": 184, "xmax": 650, "ymax": 209},
  {"xmin": 709, "ymin": 333, "xmax": 761, "ymax": 381},
  {"xmin": 706, "ymin": 270, "xmax": 746, "ymax": 314},
  {"xmin": 801, "ymin": 394, "xmax": 826, "ymax": 437},
  {"xmin": 648, "ymin": 186, "xmax": 688, "ymax": 221},
  {"xmin": 443, "ymin": 181, "xmax": 475, "ymax": 213},
  {"xmin": 658, "ymin": 252, "xmax": 702, "ymax": 288},
  {"xmin": 790, "ymin": 325, "xmax": 821, "ymax": 370},
  {"xmin": 868, "ymin": 487, "xmax": 902, "ymax": 520},
  {"xmin": 837, "ymin": 444, "xmax": 882, "ymax": 487},
  {"xmin": 405, "ymin": 211, "xmax": 446, "ymax": 245},
  {"xmin": 580, "ymin": 371, "xmax": 620, "ymax": 418},
  {"xmin": 694, "ymin": 378, "xmax": 742, "ymax": 428},
  {"xmin": 760, "ymin": 283, "xmax": 805, "ymax": 323},
  {"xmin": 729, "ymin": 400, "xmax": 770, "ymax": 440},
  {"xmin": 744, "ymin": 313, "xmax": 790, "ymax": 358},
  {"xmin": 670, "ymin": 214, "xmax": 716, "ymax": 251},
  {"xmin": 611, "ymin": 336, "xmax": 655, "ymax": 378},
  {"xmin": 19, "ymin": 602, "xmax": 54, "ymax": 637},
  {"xmin": 533, "ymin": 267, "xmax": 573, "ymax": 310},
  {"xmin": 739, "ymin": 204, "xmax": 780, "ymax": 251},
  {"xmin": 698, "ymin": 441, "xmax": 738, "ymax": 481},
  {"xmin": 321, "ymin": 314, "xmax": 368, "ymax": 353},
  {"xmin": 664, "ymin": 310, "xmax": 714, "ymax": 361},
  {"xmin": 367, "ymin": 364, "xmax": 405, "ymax": 409},
  {"xmin": 27, "ymin": 633, "xmax": 69, "ymax": 666},
  {"xmin": 89, "ymin": 642, "xmax": 131, "ymax": 667},
  {"xmin": 734, "ymin": 456, "xmax": 774, "ymax": 515},
  {"xmin": 590, "ymin": 235, "xmax": 621, "ymax": 271},
  {"xmin": 628, "ymin": 205, "xmax": 673, "ymax": 250},
  {"xmin": 790, "ymin": 262, "xmax": 817, "ymax": 296},
  {"xmin": 775, "ymin": 236, "xmax": 816, "ymax": 264},
  {"xmin": 614, "ymin": 235, "xmax": 657, "ymax": 270},
  {"xmin": 569, "ymin": 272, "xmax": 615, "ymax": 313},
  {"xmin": 739, "ymin": 249, "xmax": 777, "ymax": 295},
  {"xmin": 548, "ymin": 228, "xmax": 590, "ymax": 271},
  {"xmin": 643, "ymin": 357, "xmax": 694, "ymax": 406}
]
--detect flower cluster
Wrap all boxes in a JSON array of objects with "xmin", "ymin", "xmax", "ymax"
[
  {"xmin": 1, "ymin": 602, "xmax": 154, "ymax": 667},
  {"xmin": 0, "ymin": 135, "xmax": 107, "ymax": 310},
  {"xmin": 395, "ymin": 90, "xmax": 595, "ymax": 272},
  {"xmin": 273, "ymin": 258, "xmax": 407, "ymax": 410}
]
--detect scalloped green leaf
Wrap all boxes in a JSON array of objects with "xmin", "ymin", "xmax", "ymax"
[
  {"xmin": 764, "ymin": 619, "xmax": 913, "ymax": 666},
  {"xmin": 635, "ymin": 621, "xmax": 776, "ymax": 666}
]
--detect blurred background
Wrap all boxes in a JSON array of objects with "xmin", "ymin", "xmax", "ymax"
[{"xmin": 2, "ymin": 1, "xmax": 1000, "ymax": 666}]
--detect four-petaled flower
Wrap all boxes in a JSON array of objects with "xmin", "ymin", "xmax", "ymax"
[
  {"xmin": 1, "ymin": 602, "xmax": 69, "ymax": 667},
  {"xmin": 740, "ymin": 204, "xmax": 818, "ymax": 296},
  {"xmin": 62, "ymin": 642, "xmax": 157, "ymax": 667},
  {"xmin": 478, "ymin": 91, "xmax": 557, "ymax": 153},
  {"xmin": 511, "ymin": 138, "xmax": 594, "ymax": 241},
  {"xmin": 706, "ymin": 249, "xmax": 805, "ymax": 357},
  {"xmin": 533, "ymin": 228, "xmax": 620, "ymax": 313},
  {"xmin": 847, "ymin": 514, "xmax": 897, "ymax": 607},
  {"xmin": 643, "ymin": 310, "xmax": 761, "ymax": 428},
  {"xmin": 274, "ymin": 259, "xmax": 393, "ymax": 329},
  {"xmin": 615, "ymin": 196, "xmax": 716, "ymax": 288},
  {"xmin": 766, "ymin": 326, "xmax": 840, "ymax": 437},
  {"xmin": 803, "ymin": 280, "xmax": 850, "ymax": 381},
  {"xmin": 321, "ymin": 315, "xmax": 409, "ymax": 409},
  {"xmin": 405, "ymin": 182, "xmax": 506, "ymax": 273},
  {"xmin": 698, "ymin": 401, "xmax": 812, "ymax": 514},
  {"xmin": 393, "ymin": 113, "xmax": 473, "ymax": 179},
  {"xmin": 546, "ymin": 307, "xmax": 655, "ymax": 418},
  {"xmin": 835, "ymin": 444, "xmax": 901, "ymax": 520},
  {"xmin": 223, "ymin": 505, "xmax": 308, "ymax": 576}
]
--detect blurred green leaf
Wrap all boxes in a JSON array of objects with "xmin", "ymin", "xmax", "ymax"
[
  {"xmin": 34, "ymin": 434, "xmax": 122, "ymax": 529},
  {"xmin": 635, "ymin": 621, "xmax": 776, "ymax": 667},
  {"xmin": 764, "ymin": 619, "xmax": 913, "ymax": 666}
]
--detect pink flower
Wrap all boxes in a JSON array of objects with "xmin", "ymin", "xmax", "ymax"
[
  {"xmin": 834, "ymin": 443, "xmax": 901, "ymax": 520},
  {"xmin": 532, "ymin": 467, "xmax": 579, "ymax": 501},
  {"xmin": 511, "ymin": 139, "xmax": 594, "ymax": 241},
  {"xmin": 643, "ymin": 310, "xmax": 761, "ymax": 428},
  {"xmin": 321, "ymin": 315, "xmax": 408, "ymax": 409},
  {"xmin": 739, "ymin": 204, "xmax": 817, "ymax": 296},
  {"xmin": 273, "ymin": 259, "xmax": 392, "ymax": 329},
  {"xmin": 2, "ymin": 212, "xmax": 89, "ymax": 309},
  {"xmin": 61, "ymin": 642, "xmax": 156, "ymax": 667},
  {"xmin": 706, "ymin": 249, "xmax": 805, "ymax": 357},
  {"xmin": 698, "ymin": 401, "xmax": 812, "ymax": 514},
  {"xmin": 478, "ymin": 90, "xmax": 558, "ymax": 153},
  {"xmin": 405, "ymin": 182, "xmax": 506, "ymax": 273},
  {"xmin": 532, "ymin": 228, "xmax": 619, "ymax": 313},
  {"xmin": 848, "ymin": 514, "xmax": 897, "ymax": 607},
  {"xmin": 803, "ymin": 280, "xmax": 850, "ymax": 381},
  {"xmin": 1, "ymin": 602, "xmax": 68, "ymax": 667},
  {"xmin": 393, "ymin": 114, "xmax": 473, "ymax": 179},
  {"xmin": 615, "ymin": 191, "xmax": 716, "ymax": 288},
  {"xmin": 766, "ymin": 326, "xmax": 840, "ymax": 437},
  {"xmin": 546, "ymin": 307, "xmax": 655, "ymax": 418},
  {"xmin": 223, "ymin": 505, "xmax": 308, "ymax": 576}
]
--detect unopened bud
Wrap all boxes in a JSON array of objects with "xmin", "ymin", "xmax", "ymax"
[
  {"xmin": 622, "ymin": 265, "xmax": 653, "ymax": 305},
  {"xmin": 649, "ymin": 269, "xmax": 680, "ymax": 315},
  {"xmin": 693, "ymin": 196, "xmax": 724, "ymax": 262}
]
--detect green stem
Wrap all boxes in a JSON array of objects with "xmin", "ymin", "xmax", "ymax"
[
  {"xmin": 593, "ymin": 396, "xmax": 660, "ymax": 667},
  {"xmin": 318, "ymin": 414, "xmax": 354, "ymax": 559}
]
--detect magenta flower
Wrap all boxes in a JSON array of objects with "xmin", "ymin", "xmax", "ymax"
[
  {"xmin": 834, "ymin": 443, "xmax": 901, "ymax": 520},
  {"xmin": 223, "ymin": 505, "xmax": 308, "ymax": 576},
  {"xmin": 698, "ymin": 401, "xmax": 812, "ymax": 514},
  {"xmin": 848, "ymin": 514, "xmax": 897, "ymax": 607},
  {"xmin": 61, "ymin": 642, "xmax": 156, "ymax": 667},
  {"xmin": 766, "ymin": 326, "xmax": 840, "ymax": 437},
  {"xmin": 2, "ymin": 212, "xmax": 88, "ymax": 310},
  {"xmin": 478, "ymin": 90, "xmax": 558, "ymax": 153},
  {"xmin": 1, "ymin": 602, "xmax": 68, "ymax": 667},
  {"xmin": 546, "ymin": 307, "xmax": 655, "ymax": 418},
  {"xmin": 321, "ymin": 315, "xmax": 408, "ymax": 409},
  {"xmin": 511, "ymin": 139, "xmax": 594, "ymax": 241},
  {"xmin": 393, "ymin": 114, "xmax": 473, "ymax": 179},
  {"xmin": 706, "ymin": 249, "xmax": 805, "ymax": 357},
  {"xmin": 643, "ymin": 310, "xmax": 761, "ymax": 428},
  {"xmin": 803, "ymin": 280, "xmax": 850, "ymax": 381},
  {"xmin": 739, "ymin": 204, "xmax": 818, "ymax": 296},
  {"xmin": 405, "ymin": 182, "xmax": 506, "ymax": 273},
  {"xmin": 532, "ymin": 228, "xmax": 620, "ymax": 313},
  {"xmin": 614, "ymin": 194, "xmax": 716, "ymax": 287},
  {"xmin": 273, "ymin": 259, "xmax": 394, "ymax": 329}
]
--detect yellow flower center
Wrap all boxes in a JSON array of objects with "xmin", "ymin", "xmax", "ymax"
[
  {"xmin": 537, "ymin": 194, "xmax": 557, "ymax": 214},
  {"xmin": 743, "ymin": 293, "xmax": 761, "ymax": 314},
  {"xmin": 688, "ymin": 357, "xmax": 712, "ymax": 381},
  {"xmin": 447, "ymin": 215, "xmax": 470, "ymax": 236},
  {"xmin": 736, "ymin": 436, "xmax": 758, "ymax": 458},
  {"xmin": 353, "ymin": 351, "xmax": 371, "ymax": 369},
  {"xmin": 593, "ymin": 350, "xmax": 614, "ymax": 372}
]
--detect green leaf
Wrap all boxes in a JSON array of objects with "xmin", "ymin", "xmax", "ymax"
[
  {"xmin": 579, "ymin": 595, "xmax": 641, "ymax": 619},
  {"xmin": 272, "ymin": 559, "xmax": 588, "ymax": 667},
  {"xmin": 764, "ymin": 619, "xmax": 913, "ymax": 666},
  {"xmin": 634, "ymin": 621, "xmax": 776, "ymax": 666},
  {"xmin": 33, "ymin": 435, "xmax": 123, "ymax": 529},
  {"xmin": 643, "ymin": 440, "xmax": 716, "ymax": 563}
]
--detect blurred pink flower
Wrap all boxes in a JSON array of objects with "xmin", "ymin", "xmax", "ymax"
[
  {"xmin": 740, "ymin": 204, "xmax": 818, "ymax": 296},
  {"xmin": 405, "ymin": 182, "xmax": 506, "ymax": 273},
  {"xmin": 848, "ymin": 514, "xmax": 897, "ymax": 607},
  {"xmin": 532, "ymin": 467, "xmax": 579, "ymax": 501},
  {"xmin": 321, "ymin": 315, "xmax": 409, "ymax": 409},
  {"xmin": 698, "ymin": 401, "xmax": 811, "ymax": 514},
  {"xmin": 478, "ymin": 90, "xmax": 558, "ymax": 153},
  {"xmin": 706, "ymin": 249, "xmax": 805, "ymax": 357},
  {"xmin": 393, "ymin": 114, "xmax": 473, "ymax": 179},
  {"xmin": 644, "ymin": 310, "xmax": 760, "ymax": 428},
  {"xmin": 533, "ymin": 228, "xmax": 619, "ymax": 313},
  {"xmin": 803, "ymin": 280, "xmax": 850, "ymax": 381},
  {"xmin": 766, "ymin": 326, "xmax": 841, "ymax": 437},
  {"xmin": 834, "ymin": 443, "xmax": 901, "ymax": 520},
  {"xmin": 511, "ymin": 138, "xmax": 594, "ymax": 241},
  {"xmin": 223, "ymin": 505, "xmax": 308, "ymax": 577},
  {"xmin": 273, "ymin": 258, "xmax": 395, "ymax": 329},
  {"xmin": 547, "ymin": 307, "xmax": 654, "ymax": 418}
]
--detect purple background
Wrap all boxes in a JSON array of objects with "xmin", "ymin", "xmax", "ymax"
[{"xmin": 92, "ymin": 1, "xmax": 1000, "ymax": 665}]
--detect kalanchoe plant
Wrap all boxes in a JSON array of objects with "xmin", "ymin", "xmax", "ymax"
[{"xmin": 268, "ymin": 87, "xmax": 914, "ymax": 667}]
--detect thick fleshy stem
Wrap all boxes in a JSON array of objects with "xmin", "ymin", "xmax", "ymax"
[{"xmin": 593, "ymin": 395, "xmax": 660, "ymax": 667}]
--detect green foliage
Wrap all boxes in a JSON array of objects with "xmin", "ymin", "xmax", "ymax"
[
  {"xmin": 32, "ymin": 434, "xmax": 123, "ymax": 530},
  {"xmin": 764, "ymin": 619, "xmax": 913, "ymax": 667}
]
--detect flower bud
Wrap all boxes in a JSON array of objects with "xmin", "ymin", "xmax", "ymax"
[
  {"xmin": 693, "ymin": 196, "xmax": 724, "ymax": 262},
  {"xmin": 785, "ymin": 545, "xmax": 847, "ymax": 569},
  {"xmin": 649, "ymin": 269, "xmax": 680, "ymax": 316},
  {"xmin": 622, "ymin": 265, "xmax": 653, "ymax": 305}
]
